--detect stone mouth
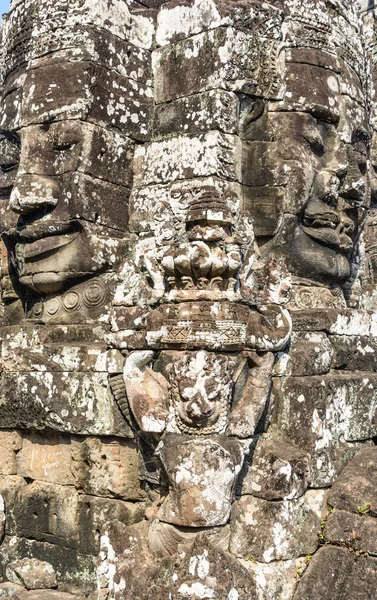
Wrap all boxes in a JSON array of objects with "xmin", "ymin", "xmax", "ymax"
[
  {"xmin": 6, "ymin": 219, "xmax": 81, "ymax": 243},
  {"xmin": 21, "ymin": 231, "xmax": 80, "ymax": 260},
  {"xmin": 301, "ymin": 225, "xmax": 353, "ymax": 252}
]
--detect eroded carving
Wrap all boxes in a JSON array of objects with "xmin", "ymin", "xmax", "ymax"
[{"xmin": 0, "ymin": 1, "xmax": 377, "ymax": 599}]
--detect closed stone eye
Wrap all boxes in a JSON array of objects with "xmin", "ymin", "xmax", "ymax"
[{"xmin": 303, "ymin": 129, "xmax": 325, "ymax": 155}]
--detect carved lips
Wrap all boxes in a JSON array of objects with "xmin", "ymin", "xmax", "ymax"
[
  {"xmin": 302, "ymin": 209, "xmax": 354, "ymax": 253},
  {"xmin": 7, "ymin": 221, "xmax": 85, "ymax": 293},
  {"xmin": 11, "ymin": 221, "xmax": 81, "ymax": 263},
  {"xmin": 21, "ymin": 231, "xmax": 80, "ymax": 260}
]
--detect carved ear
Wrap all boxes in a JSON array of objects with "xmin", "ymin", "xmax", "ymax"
[{"xmin": 239, "ymin": 98, "xmax": 265, "ymax": 139}]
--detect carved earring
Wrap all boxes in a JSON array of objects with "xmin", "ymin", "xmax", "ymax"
[{"xmin": 238, "ymin": 97, "xmax": 265, "ymax": 140}]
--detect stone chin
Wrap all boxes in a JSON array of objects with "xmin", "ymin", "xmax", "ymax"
[
  {"xmin": 287, "ymin": 228, "xmax": 351, "ymax": 284},
  {"xmin": 263, "ymin": 217, "xmax": 352, "ymax": 285}
]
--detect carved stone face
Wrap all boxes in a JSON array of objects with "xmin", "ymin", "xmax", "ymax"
[
  {"xmin": 243, "ymin": 58, "xmax": 369, "ymax": 285},
  {"xmin": 1, "ymin": 122, "xmax": 129, "ymax": 296},
  {"xmin": 0, "ymin": 66, "xmax": 132, "ymax": 298},
  {"xmin": 168, "ymin": 350, "xmax": 235, "ymax": 435}
]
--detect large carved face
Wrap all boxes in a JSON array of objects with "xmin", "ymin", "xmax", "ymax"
[
  {"xmin": 243, "ymin": 57, "xmax": 369, "ymax": 285},
  {"xmin": 0, "ymin": 65, "xmax": 131, "ymax": 297}
]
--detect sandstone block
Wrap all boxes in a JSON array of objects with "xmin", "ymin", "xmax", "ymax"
[
  {"xmin": 156, "ymin": 0, "xmax": 224, "ymax": 46},
  {"xmin": 78, "ymin": 495, "xmax": 145, "ymax": 555},
  {"xmin": 271, "ymin": 374, "xmax": 377, "ymax": 486},
  {"xmin": 242, "ymin": 185, "xmax": 285, "ymax": 238},
  {"xmin": 110, "ymin": 306, "xmax": 148, "ymax": 332},
  {"xmin": 156, "ymin": 0, "xmax": 283, "ymax": 47},
  {"xmin": 17, "ymin": 433, "xmax": 73, "ymax": 486},
  {"xmin": 274, "ymin": 332, "xmax": 332, "ymax": 377},
  {"xmin": 1, "ymin": 337, "xmax": 107, "ymax": 373},
  {"xmin": 328, "ymin": 310, "xmax": 373, "ymax": 336},
  {"xmin": 134, "ymin": 132, "xmax": 241, "ymax": 186},
  {"xmin": 291, "ymin": 309, "xmax": 371, "ymax": 335},
  {"xmin": 153, "ymin": 90, "xmax": 238, "ymax": 138},
  {"xmin": 324, "ymin": 510, "xmax": 377, "ymax": 555},
  {"xmin": 276, "ymin": 63, "xmax": 341, "ymax": 117},
  {"xmin": 0, "ymin": 86, "xmax": 22, "ymax": 130},
  {"xmin": 32, "ymin": 0, "xmax": 155, "ymax": 50},
  {"xmin": 0, "ymin": 325, "xmax": 106, "ymax": 347},
  {"xmin": 242, "ymin": 142, "xmax": 289, "ymax": 188},
  {"xmin": 230, "ymin": 490, "xmax": 327, "ymax": 562},
  {"xmin": 14, "ymin": 592, "xmax": 84, "ymax": 600},
  {"xmin": 0, "ymin": 432, "xmax": 22, "ymax": 476},
  {"xmin": 154, "ymin": 27, "xmax": 230, "ymax": 102},
  {"xmin": 0, "ymin": 477, "xmax": 27, "ymax": 537},
  {"xmin": 6, "ymin": 559, "xmax": 57, "ymax": 590},
  {"xmin": 242, "ymin": 435, "xmax": 311, "ymax": 500},
  {"xmin": 330, "ymin": 334, "xmax": 377, "ymax": 371},
  {"xmin": 0, "ymin": 371, "xmax": 131, "ymax": 437},
  {"xmin": 61, "ymin": 172, "xmax": 130, "ymax": 231},
  {"xmin": 31, "ymin": 25, "xmax": 153, "ymax": 84},
  {"xmin": 21, "ymin": 62, "xmax": 153, "ymax": 140},
  {"xmin": 71, "ymin": 438, "xmax": 143, "ymax": 500},
  {"xmin": 13, "ymin": 482, "xmax": 79, "ymax": 548},
  {"xmin": 153, "ymin": 25, "xmax": 283, "ymax": 102},
  {"xmin": 241, "ymin": 557, "xmax": 303, "ymax": 600},
  {"xmin": 0, "ymin": 494, "xmax": 4, "ymax": 544},
  {"xmin": 0, "ymin": 583, "xmax": 26, "ymax": 598},
  {"xmin": 327, "ymin": 447, "xmax": 377, "ymax": 515},
  {"xmin": 0, "ymin": 536, "xmax": 95, "ymax": 596},
  {"xmin": 293, "ymin": 545, "xmax": 377, "ymax": 600}
]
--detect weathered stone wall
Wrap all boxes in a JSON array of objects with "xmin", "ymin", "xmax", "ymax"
[{"xmin": 0, "ymin": 0, "xmax": 377, "ymax": 599}]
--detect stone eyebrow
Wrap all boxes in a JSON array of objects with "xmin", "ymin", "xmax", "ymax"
[{"xmin": 308, "ymin": 106, "xmax": 339, "ymax": 124}]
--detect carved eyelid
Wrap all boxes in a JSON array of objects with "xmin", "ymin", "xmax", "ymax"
[
  {"xmin": 302, "ymin": 126, "xmax": 324, "ymax": 151},
  {"xmin": 0, "ymin": 130, "xmax": 21, "ymax": 171},
  {"xmin": 0, "ymin": 129, "xmax": 21, "ymax": 146},
  {"xmin": 308, "ymin": 106, "xmax": 339, "ymax": 124},
  {"xmin": 52, "ymin": 141, "xmax": 74, "ymax": 151},
  {"xmin": 51, "ymin": 127, "xmax": 80, "ymax": 151}
]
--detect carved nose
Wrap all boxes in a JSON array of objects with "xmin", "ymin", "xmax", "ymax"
[
  {"xmin": 336, "ymin": 214, "xmax": 355, "ymax": 250},
  {"xmin": 327, "ymin": 139, "xmax": 348, "ymax": 176},
  {"xmin": 9, "ymin": 174, "xmax": 60, "ymax": 216},
  {"xmin": 315, "ymin": 170, "xmax": 342, "ymax": 204},
  {"xmin": 186, "ymin": 396, "xmax": 213, "ymax": 419}
]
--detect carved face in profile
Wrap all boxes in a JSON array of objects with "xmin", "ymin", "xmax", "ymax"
[
  {"xmin": 0, "ymin": 65, "xmax": 131, "ymax": 298},
  {"xmin": 168, "ymin": 350, "xmax": 235, "ymax": 434},
  {"xmin": 243, "ymin": 57, "xmax": 369, "ymax": 285}
]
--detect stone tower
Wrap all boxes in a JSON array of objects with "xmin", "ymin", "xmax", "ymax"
[{"xmin": 0, "ymin": 1, "xmax": 377, "ymax": 599}]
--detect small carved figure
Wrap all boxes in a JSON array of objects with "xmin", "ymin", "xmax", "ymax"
[{"xmin": 168, "ymin": 350, "xmax": 235, "ymax": 435}]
